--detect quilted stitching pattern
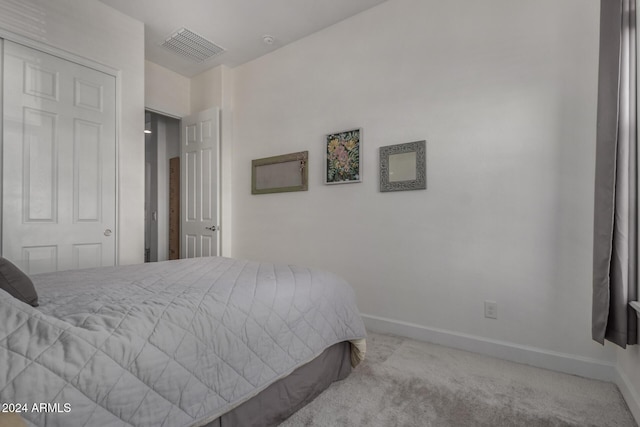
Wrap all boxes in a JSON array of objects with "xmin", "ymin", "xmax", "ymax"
[{"xmin": 0, "ymin": 257, "xmax": 366, "ymax": 427}]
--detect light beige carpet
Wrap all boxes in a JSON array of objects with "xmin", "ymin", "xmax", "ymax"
[{"xmin": 279, "ymin": 333, "xmax": 637, "ymax": 427}]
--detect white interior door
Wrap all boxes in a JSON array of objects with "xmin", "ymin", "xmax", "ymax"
[
  {"xmin": 181, "ymin": 108, "xmax": 220, "ymax": 258},
  {"xmin": 2, "ymin": 40, "xmax": 116, "ymax": 274}
]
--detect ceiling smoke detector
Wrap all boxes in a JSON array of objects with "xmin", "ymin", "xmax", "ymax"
[
  {"xmin": 161, "ymin": 28, "xmax": 225, "ymax": 63},
  {"xmin": 262, "ymin": 35, "xmax": 274, "ymax": 45}
]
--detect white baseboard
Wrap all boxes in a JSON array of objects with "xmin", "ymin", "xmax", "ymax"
[
  {"xmin": 615, "ymin": 367, "xmax": 640, "ymax": 425},
  {"xmin": 361, "ymin": 313, "xmax": 616, "ymax": 382}
]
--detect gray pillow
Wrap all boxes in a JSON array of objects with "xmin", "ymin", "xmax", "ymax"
[{"xmin": 0, "ymin": 257, "xmax": 38, "ymax": 307}]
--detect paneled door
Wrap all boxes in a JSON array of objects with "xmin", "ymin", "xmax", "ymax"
[
  {"xmin": 181, "ymin": 108, "xmax": 220, "ymax": 258},
  {"xmin": 2, "ymin": 40, "xmax": 116, "ymax": 274}
]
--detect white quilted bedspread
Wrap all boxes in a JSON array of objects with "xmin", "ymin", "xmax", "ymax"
[{"xmin": 0, "ymin": 257, "xmax": 366, "ymax": 426}]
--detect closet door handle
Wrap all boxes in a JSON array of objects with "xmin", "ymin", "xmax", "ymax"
[{"xmin": 205, "ymin": 226, "xmax": 217, "ymax": 232}]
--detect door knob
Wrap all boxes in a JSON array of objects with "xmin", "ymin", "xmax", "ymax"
[
  {"xmin": 104, "ymin": 229, "xmax": 112, "ymax": 236},
  {"xmin": 205, "ymin": 226, "xmax": 217, "ymax": 231}
]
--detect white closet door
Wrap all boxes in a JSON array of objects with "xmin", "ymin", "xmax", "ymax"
[
  {"xmin": 181, "ymin": 108, "xmax": 220, "ymax": 258},
  {"xmin": 2, "ymin": 40, "xmax": 116, "ymax": 274}
]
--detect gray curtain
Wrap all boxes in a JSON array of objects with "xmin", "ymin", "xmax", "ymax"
[{"xmin": 593, "ymin": 0, "xmax": 638, "ymax": 348}]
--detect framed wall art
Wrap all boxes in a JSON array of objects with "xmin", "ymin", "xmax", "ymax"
[
  {"xmin": 379, "ymin": 140, "xmax": 426, "ymax": 192},
  {"xmin": 251, "ymin": 151, "xmax": 308, "ymax": 195},
  {"xmin": 325, "ymin": 128, "xmax": 361, "ymax": 184}
]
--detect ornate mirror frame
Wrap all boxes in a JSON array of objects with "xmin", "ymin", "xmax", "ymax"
[{"xmin": 379, "ymin": 140, "xmax": 426, "ymax": 192}]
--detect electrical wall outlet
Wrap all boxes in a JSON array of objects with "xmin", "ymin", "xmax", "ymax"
[{"xmin": 484, "ymin": 301, "xmax": 498, "ymax": 319}]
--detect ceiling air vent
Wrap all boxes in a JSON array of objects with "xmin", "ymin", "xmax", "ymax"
[{"xmin": 161, "ymin": 28, "xmax": 225, "ymax": 63}]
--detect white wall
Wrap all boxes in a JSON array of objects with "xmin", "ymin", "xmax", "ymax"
[
  {"xmin": 145, "ymin": 60, "xmax": 190, "ymax": 118},
  {"xmin": 191, "ymin": 66, "xmax": 223, "ymax": 114},
  {"xmin": 231, "ymin": 0, "xmax": 615, "ymax": 363},
  {"xmin": 220, "ymin": 67, "xmax": 234, "ymax": 257},
  {"xmin": 0, "ymin": 0, "xmax": 145, "ymax": 265}
]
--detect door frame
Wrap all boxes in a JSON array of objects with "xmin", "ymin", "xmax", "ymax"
[
  {"xmin": 0, "ymin": 29, "xmax": 121, "ymax": 263},
  {"xmin": 145, "ymin": 108, "xmax": 182, "ymax": 261},
  {"xmin": 145, "ymin": 107, "xmax": 222, "ymax": 260}
]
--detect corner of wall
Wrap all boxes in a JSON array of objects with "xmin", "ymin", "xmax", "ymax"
[
  {"xmin": 190, "ymin": 65, "xmax": 223, "ymax": 114},
  {"xmin": 616, "ymin": 366, "xmax": 640, "ymax": 425},
  {"xmin": 615, "ymin": 345, "xmax": 640, "ymax": 425}
]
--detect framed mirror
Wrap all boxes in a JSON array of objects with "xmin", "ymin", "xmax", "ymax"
[
  {"xmin": 379, "ymin": 140, "xmax": 426, "ymax": 192},
  {"xmin": 252, "ymin": 151, "xmax": 308, "ymax": 195}
]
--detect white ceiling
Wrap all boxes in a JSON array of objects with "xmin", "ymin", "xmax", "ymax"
[{"xmin": 98, "ymin": 0, "xmax": 388, "ymax": 77}]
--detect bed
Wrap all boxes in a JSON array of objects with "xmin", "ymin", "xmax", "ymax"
[{"xmin": 0, "ymin": 256, "xmax": 367, "ymax": 427}]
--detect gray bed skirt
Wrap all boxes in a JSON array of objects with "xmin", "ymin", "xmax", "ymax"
[{"xmin": 202, "ymin": 341, "xmax": 352, "ymax": 427}]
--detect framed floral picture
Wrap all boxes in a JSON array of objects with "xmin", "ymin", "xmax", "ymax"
[{"xmin": 325, "ymin": 128, "xmax": 362, "ymax": 184}]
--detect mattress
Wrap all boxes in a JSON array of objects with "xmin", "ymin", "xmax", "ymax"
[{"xmin": 0, "ymin": 257, "xmax": 367, "ymax": 426}]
